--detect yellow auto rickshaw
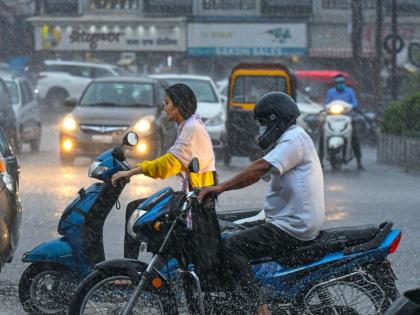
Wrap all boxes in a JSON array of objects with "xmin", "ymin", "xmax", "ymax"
[{"xmin": 224, "ymin": 63, "xmax": 297, "ymax": 165}]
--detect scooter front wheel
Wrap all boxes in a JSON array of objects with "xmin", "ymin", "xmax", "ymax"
[
  {"xmin": 69, "ymin": 269, "xmax": 177, "ymax": 315},
  {"xmin": 18, "ymin": 263, "xmax": 77, "ymax": 315}
]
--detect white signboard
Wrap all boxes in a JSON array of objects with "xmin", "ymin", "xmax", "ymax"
[
  {"xmin": 34, "ymin": 24, "xmax": 186, "ymax": 51},
  {"xmin": 188, "ymin": 23, "xmax": 307, "ymax": 56}
]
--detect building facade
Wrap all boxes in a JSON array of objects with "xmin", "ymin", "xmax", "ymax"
[{"xmin": 28, "ymin": 0, "xmax": 420, "ymax": 81}]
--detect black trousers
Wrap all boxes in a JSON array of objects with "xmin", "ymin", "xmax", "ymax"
[
  {"xmin": 124, "ymin": 196, "xmax": 225, "ymax": 291},
  {"xmin": 222, "ymin": 223, "xmax": 313, "ymax": 304}
]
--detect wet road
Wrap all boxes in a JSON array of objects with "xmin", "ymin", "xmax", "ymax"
[{"xmin": 1, "ymin": 114, "xmax": 420, "ymax": 314}]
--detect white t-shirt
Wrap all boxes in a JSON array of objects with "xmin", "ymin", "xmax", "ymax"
[{"xmin": 262, "ymin": 125, "xmax": 325, "ymax": 241}]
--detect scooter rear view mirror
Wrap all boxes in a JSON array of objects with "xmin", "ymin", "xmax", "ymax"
[
  {"xmin": 188, "ymin": 158, "xmax": 200, "ymax": 173},
  {"xmin": 122, "ymin": 132, "xmax": 139, "ymax": 147}
]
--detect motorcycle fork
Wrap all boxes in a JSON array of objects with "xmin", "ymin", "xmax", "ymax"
[{"xmin": 121, "ymin": 218, "xmax": 178, "ymax": 315}]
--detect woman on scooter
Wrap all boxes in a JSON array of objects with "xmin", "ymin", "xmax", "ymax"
[{"xmin": 111, "ymin": 83, "xmax": 224, "ymax": 290}]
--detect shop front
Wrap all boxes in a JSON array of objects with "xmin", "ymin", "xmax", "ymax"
[
  {"xmin": 187, "ymin": 22, "xmax": 308, "ymax": 79},
  {"xmin": 28, "ymin": 16, "xmax": 187, "ymax": 73}
]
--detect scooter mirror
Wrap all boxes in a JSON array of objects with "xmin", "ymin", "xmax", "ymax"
[
  {"xmin": 123, "ymin": 132, "xmax": 139, "ymax": 147},
  {"xmin": 188, "ymin": 158, "xmax": 200, "ymax": 173}
]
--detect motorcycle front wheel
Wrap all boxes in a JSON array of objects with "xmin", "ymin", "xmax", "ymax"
[{"xmin": 68, "ymin": 269, "xmax": 177, "ymax": 315}]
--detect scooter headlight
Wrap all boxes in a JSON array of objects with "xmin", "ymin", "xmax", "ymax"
[
  {"xmin": 327, "ymin": 104, "xmax": 345, "ymax": 115},
  {"xmin": 127, "ymin": 209, "xmax": 147, "ymax": 238},
  {"xmin": 88, "ymin": 160, "xmax": 108, "ymax": 178}
]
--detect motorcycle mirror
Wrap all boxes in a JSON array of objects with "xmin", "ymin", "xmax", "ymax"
[
  {"xmin": 122, "ymin": 132, "xmax": 138, "ymax": 147},
  {"xmin": 188, "ymin": 158, "xmax": 200, "ymax": 173}
]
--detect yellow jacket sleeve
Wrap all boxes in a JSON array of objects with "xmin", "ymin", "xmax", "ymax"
[{"xmin": 136, "ymin": 153, "xmax": 183, "ymax": 179}]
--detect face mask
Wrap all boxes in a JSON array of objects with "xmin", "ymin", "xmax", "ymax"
[
  {"xmin": 259, "ymin": 125, "xmax": 268, "ymax": 137},
  {"xmin": 336, "ymin": 83, "xmax": 346, "ymax": 91}
]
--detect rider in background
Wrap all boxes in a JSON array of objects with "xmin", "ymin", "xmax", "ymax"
[
  {"xmin": 199, "ymin": 92, "xmax": 325, "ymax": 315},
  {"xmin": 324, "ymin": 74, "xmax": 358, "ymax": 108},
  {"xmin": 322, "ymin": 74, "xmax": 364, "ymax": 170}
]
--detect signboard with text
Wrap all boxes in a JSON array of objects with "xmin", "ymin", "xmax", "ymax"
[
  {"xmin": 34, "ymin": 24, "xmax": 186, "ymax": 51},
  {"xmin": 187, "ymin": 23, "xmax": 307, "ymax": 56}
]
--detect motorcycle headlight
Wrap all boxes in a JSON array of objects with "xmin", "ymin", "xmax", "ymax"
[
  {"xmin": 88, "ymin": 160, "xmax": 108, "ymax": 178},
  {"xmin": 61, "ymin": 114, "xmax": 77, "ymax": 132},
  {"xmin": 205, "ymin": 112, "xmax": 224, "ymax": 126},
  {"xmin": 327, "ymin": 104, "xmax": 345, "ymax": 115},
  {"xmin": 2, "ymin": 174, "xmax": 14, "ymax": 193},
  {"xmin": 127, "ymin": 209, "xmax": 147, "ymax": 238},
  {"xmin": 133, "ymin": 116, "xmax": 153, "ymax": 136}
]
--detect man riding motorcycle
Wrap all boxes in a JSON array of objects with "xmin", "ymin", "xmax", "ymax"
[
  {"xmin": 199, "ymin": 92, "xmax": 325, "ymax": 315},
  {"xmin": 112, "ymin": 83, "xmax": 225, "ymax": 290},
  {"xmin": 322, "ymin": 74, "xmax": 364, "ymax": 170}
]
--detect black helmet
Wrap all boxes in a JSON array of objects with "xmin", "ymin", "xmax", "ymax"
[{"xmin": 254, "ymin": 92, "xmax": 300, "ymax": 150}]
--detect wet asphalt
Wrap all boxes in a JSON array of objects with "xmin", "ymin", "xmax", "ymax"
[{"xmin": 0, "ymin": 111, "xmax": 419, "ymax": 314}]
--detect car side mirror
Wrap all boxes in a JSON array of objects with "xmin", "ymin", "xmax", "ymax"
[
  {"xmin": 220, "ymin": 95, "xmax": 227, "ymax": 104},
  {"xmin": 63, "ymin": 97, "xmax": 77, "ymax": 107},
  {"xmin": 122, "ymin": 131, "xmax": 138, "ymax": 147},
  {"xmin": 188, "ymin": 157, "xmax": 199, "ymax": 173}
]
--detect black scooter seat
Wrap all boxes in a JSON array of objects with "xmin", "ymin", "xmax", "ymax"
[{"xmin": 252, "ymin": 223, "xmax": 392, "ymax": 268}]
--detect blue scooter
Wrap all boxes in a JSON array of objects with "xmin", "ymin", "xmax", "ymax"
[
  {"xmin": 18, "ymin": 132, "xmax": 139, "ymax": 315},
  {"xmin": 69, "ymin": 159, "xmax": 402, "ymax": 315}
]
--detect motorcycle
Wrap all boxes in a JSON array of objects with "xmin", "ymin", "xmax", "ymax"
[
  {"xmin": 69, "ymin": 158, "xmax": 402, "ymax": 315},
  {"xmin": 18, "ymin": 132, "xmax": 262, "ymax": 315}
]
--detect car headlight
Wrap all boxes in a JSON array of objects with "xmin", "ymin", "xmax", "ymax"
[
  {"xmin": 205, "ymin": 112, "xmax": 224, "ymax": 126},
  {"xmin": 88, "ymin": 160, "xmax": 108, "ymax": 178},
  {"xmin": 2, "ymin": 174, "xmax": 14, "ymax": 193},
  {"xmin": 133, "ymin": 116, "xmax": 153, "ymax": 136},
  {"xmin": 127, "ymin": 209, "xmax": 147, "ymax": 238},
  {"xmin": 62, "ymin": 114, "xmax": 77, "ymax": 132}
]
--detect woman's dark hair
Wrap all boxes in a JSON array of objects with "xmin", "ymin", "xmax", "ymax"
[{"xmin": 165, "ymin": 83, "xmax": 197, "ymax": 119}]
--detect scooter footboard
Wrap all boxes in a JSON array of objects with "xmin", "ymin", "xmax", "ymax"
[{"xmin": 22, "ymin": 238, "xmax": 80, "ymax": 271}]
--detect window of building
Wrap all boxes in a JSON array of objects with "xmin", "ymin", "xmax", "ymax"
[
  {"xmin": 203, "ymin": 0, "xmax": 256, "ymax": 10},
  {"xmin": 89, "ymin": 0, "xmax": 140, "ymax": 10},
  {"xmin": 261, "ymin": 0, "xmax": 313, "ymax": 15},
  {"xmin": 143, "ymin": 0, "xmax": 192, "ymax": 15},
  {"xmin": 43, "ymin": 0, "xmax": 79, "ymax": 16}
]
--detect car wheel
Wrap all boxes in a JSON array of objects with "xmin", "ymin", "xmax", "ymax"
[
  {"xmin": 30, "ymin": 136, "xmax": 41, "ymax": 153},
  {"xmin": 60, "ymin": 152, "xmax": 75, "ymax": 166},
  {"xmin": 153, "ymin": 131, "xmax": 164, "ymax": 158},
  {"xmin": 46, "ymin": 88, "xmax": 68, "ymax": 112}
]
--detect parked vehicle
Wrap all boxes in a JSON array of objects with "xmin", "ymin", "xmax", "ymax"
[
  {"xmin": 321, "ymin": 100, "xmax": 355, "ymax": 171},
  {"xmin": 2, "ymin": 72, "xmax": 42, "ymax": 153},
  {"xmin": 68, "ymin": 159, "xmax": 401, "ymax": 314},
  {"xmin": 59, "ymin": 76, "xmax": 172, "ymax": 165},
  {"xmin": 150, "ymin": 74, "xmax": 226, "ymax": 155},
  {"xmin": 18, "ymin": 133, "xmax": 264, "ymax": 315},
  {"xmin": 0, "ymin": 127, "xmax": 21, "ymax": 272},
  {"xmin": 224, "ymin": 63, "xmax": 296, "ymax": 165},
  {"xmin": 36, "ymin": 60, "xmax": 126, "ymax": 109},
  {"xmin": 0, "ymin": 77, "xmax": 19, "ymax": 153}
]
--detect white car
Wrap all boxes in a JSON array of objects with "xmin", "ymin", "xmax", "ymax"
[
  {"xmin": 296, "ymin": 90, "xmax": 324, "ymax": 132},
  {"xmin": 150, "ymin": 74, "xmax": 226, "ymax": 151},
  {"xmin": 36, "ymin": 60, "xmax": 126, "ymax": 109}
]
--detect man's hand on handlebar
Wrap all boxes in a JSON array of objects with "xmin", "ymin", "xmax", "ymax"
[
  {"xmin": 198, "ymin": 185, "xmax": 223, "ymax": 203},
  {"xmin": 111, "ymin": 170, "xmax": 132, "ymax": 186}
]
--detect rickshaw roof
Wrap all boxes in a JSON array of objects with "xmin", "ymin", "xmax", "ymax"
[{"xmin": 296, "ymin": 70, "xmax": 358, "ymax": 86}]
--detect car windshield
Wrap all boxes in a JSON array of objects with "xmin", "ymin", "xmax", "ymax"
[
  {"xmin": 232, "ymin": 76, "xmax": 286, "ymax": 103},
  {"xmin": 4, "ymin": 81, "xmax": 18, "ymax": 105},
  {"xmin": 164, "ymin": 78, "xmax": 218, "ymax": 103},
  {"xmin": 79, "ymin": 82, "xmax": 154, "ymax": 107},
  {"xmin": 0, "ymin": 127, "xmax": 12, "ymax": 157}
]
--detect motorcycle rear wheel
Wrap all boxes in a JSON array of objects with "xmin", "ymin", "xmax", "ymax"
[{"xmin": 68, "ymin": 269, "xmax": 177, "ymax": 315}]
